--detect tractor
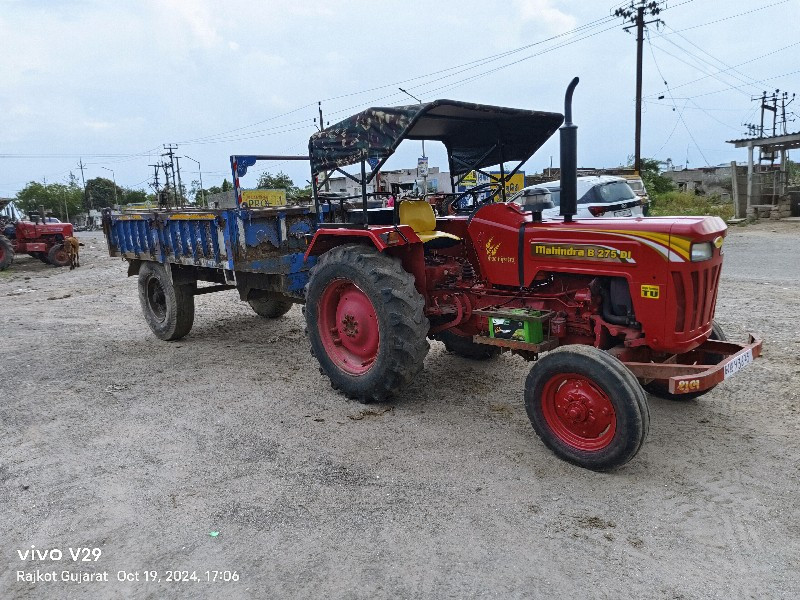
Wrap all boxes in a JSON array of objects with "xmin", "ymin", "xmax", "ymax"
[
  {"xmin": 301, "ymin": 78, "xmax": 761, "ymax": 470},
  {"xmin": 104, "ymin": 78, "xmax": 760, "ymax": 471},
  {"xmin": 0, "ymin": 200, "xmax": 74, "ymax": 270}
]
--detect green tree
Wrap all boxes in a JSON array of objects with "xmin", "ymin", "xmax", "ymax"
[
  {"xmin": 639, "ymin": 158, "xmax": 676, "ymax": 196},
  {"xmin": 122, "ymin": 189, "xmax": 149, "ymax": 205},
  {"xmin": 85, "ymin": 177, "xmax": 125, "ymax": 209},
  {"xmin": 15, "ymin": 180, "xmax": 83, "ymax": 222},
  {"xmin": 257, "ymin": 171, "xmax": 294, "ymax": 191}
]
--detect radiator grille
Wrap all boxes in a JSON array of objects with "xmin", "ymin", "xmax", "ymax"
[{"xmin": 671, "ymin": 263, "xmax": 720, "ymax": 334}]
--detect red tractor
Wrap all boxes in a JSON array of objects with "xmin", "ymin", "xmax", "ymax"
[
  {"xmin": 0, "ymin": 200, "xmax": 74, "ymax": 270},
  {"xmin": 302, "ymin": 78, "xmax": 761, "ymax": 470}
]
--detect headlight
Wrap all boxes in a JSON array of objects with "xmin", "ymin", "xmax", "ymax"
[{"xmin": 690, "ymin": 242, "xmax": 713, "ymax": 262}]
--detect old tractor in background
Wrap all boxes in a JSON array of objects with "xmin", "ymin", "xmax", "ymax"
[
  {"xmin": 103, "ymin": 78, "xmax": 761, "ymax": 471},
  {"xmin": 0, "ymin": 200, "xmax": 74, "ymax": 270}
]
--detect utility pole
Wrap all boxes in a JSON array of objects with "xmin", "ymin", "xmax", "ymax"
[
  {"xmin": 318, "ymin": 102, "xmax": 331, "ymax": 192},
  {"xmin": 101, "ymin": 166, "xmax": 118, "ymax": 207},
  {"xmin": 184, "ymin": 155, "xmax": 205, "ymax": 206},
  {"xmin": 615, "ymin": 1, "xmax": 663, "ymax": 175},
  {"xmin": 175, "ymin": 156, "xmax": 185, "ymax": 207},
  {"xmin": 77, "ymin": 158, "xmax": 90, "ymax": 211},
  {"xmin": 398, "ymin": 88, "xmax": 427, "ymax": 195},
  {"xmin": 163, "ymin": 144, "xmax": 179, "ymax": 207}
]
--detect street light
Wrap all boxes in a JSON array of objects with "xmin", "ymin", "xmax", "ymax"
[
  {"xmin": 100, "ymin": 166, "xmax": 118, "ymax": 207},
  {"xmin": 398, "ymin": 87, "xmax": 427, "ymax": 196},
  {"xmin": 183, "ymin": 155, "xmax": 205, "ymax": 207}
]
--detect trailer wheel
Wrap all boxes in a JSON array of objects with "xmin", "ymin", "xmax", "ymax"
[
  {"xmin": 248, "ymin": 294, "xmax": 293, "ymax": 318},
  {"xmin": 305, "ymin": 244, "xmax": 429, "ymax": 402},
  {"xmin": 643, "ymin": 320, "xmax": 727, "ymax": 401},
  {"xmin": 47, "ymin": 244, "xmax": 71, "ymax": 267},
  {"xmin": 0, "ymin": 235, "xmax": 13, "ymax": 270},
  {"xmin": 436, "ymin": 329, "xmax": 500, "ymax": 360},
  {"xmin": 138, "ymin": 262, "xmax": 195, "ymax": 341},
  {"xmin": 524, "ymin": 345, "xmax": 649, "ymax": 471}
]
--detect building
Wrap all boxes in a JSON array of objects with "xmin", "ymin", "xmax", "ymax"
[{"xmin": 324, "ymin": 167, "xmax": 452, "ymax": 198}]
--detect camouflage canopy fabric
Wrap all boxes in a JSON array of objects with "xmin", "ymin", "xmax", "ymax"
[{"xmin": 309, "ymin": 100, "xmax": 564, "ymax": 176}]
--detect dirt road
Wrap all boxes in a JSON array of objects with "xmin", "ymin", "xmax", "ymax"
[{"xmin": 1, "ymin": 223, "xmax": 798, "ymax": 599}]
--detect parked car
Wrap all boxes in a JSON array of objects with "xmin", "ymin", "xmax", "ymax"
[
  {"xmin": 621, "ymin": 175, "xmax": 650, "ymax": 214},
  {"xmin": 510, "ymin": 175, "xmax": 644, "ymax": 218}
]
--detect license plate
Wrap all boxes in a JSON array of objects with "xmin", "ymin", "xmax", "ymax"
[
  {"xmin": 613, "ymin": 209, "xmax": 632, "ymax": 217},
  {"xmin": 723, "ymin": 349, "xmax": 753, "ymax": 379}
]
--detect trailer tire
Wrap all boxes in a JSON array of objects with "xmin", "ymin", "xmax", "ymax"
[
  {"xmin": 305, "ymin": 244, "xmax": 429, "ymax": 403},
  {"xmin": 0, "ymin": 235, "xmax": 13, "ymax": 270},
  {"xmin": 47, "ymin": 244, "xmax": 71, "ymax": 267},
  {"xmin": 524, "ymin": 345, "xmax": 649, "ymax": 471},
  {"xmin": 643, "ymin": 320, "xmax": 727, "ymax": 401},
  {"xmin": 138, "ymin": 262, "xmax": 195, "ymax": 341},
  {"xmin": 248, "ymin": 294, "xmax": 293, "ymax": 318},
  {"xmin": 436, "ymin": 329, "xmax": 500, "ymax": 360}
]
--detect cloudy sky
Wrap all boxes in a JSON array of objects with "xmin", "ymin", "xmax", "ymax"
[{"xmin": 1, "ymin": 0, "xmax": 798, "ymax": 197}]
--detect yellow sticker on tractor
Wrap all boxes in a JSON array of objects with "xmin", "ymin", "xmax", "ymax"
[{"xmin": 641, "ymin": 284, "xmax": 660, "ymax": 299}]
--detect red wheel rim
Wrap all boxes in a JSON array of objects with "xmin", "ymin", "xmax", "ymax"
[
  {"xmin": 541, "ymin": 373, "xmax": 616, "ymax": 451},
  {"xmin": 318, "ymin": 279, "xmax": 380, "ymax": 375},
  {"xmin": 54, "ymin": 249, "xmax": 67, "ymax": 263}
]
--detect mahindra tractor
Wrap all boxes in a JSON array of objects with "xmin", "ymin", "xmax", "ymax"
[
  {"xmin": 0, "ymin": 200, "xmax": 74, "ymax": 270},
  {"xmin": 104, "ymin": 78, "xmax": 761, "ymax": 470},
  {"xmin": 301, "ymin": 78, "xmax": 761, "ymax": 470}
]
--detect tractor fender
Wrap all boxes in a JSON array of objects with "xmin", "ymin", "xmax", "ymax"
[{"xmin": 304, "ymin": 225, "xmax": 421, "ymax": 260}]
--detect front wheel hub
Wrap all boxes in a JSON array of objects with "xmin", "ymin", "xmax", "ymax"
[{"xmin": 542, "ymin": 374, "xmax": 616, "ymax": 450}]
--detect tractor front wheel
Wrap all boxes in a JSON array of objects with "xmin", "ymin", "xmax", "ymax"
[
  {"xmin": 0, "ymin": 235, "xmax": 13, "ymax": 270},
  {"xmin": 137, "ymin": 262, "xmax": 195, "ymax": 341},
  {"xmin": 248, "ymin": 293, "xmax": 293, "ymax": 318},
  {"xmin": 47, "ymin": 244, "xmax": 71, "ymax": 267},
  {"xmin": 643, "ymin": 320, "xmax": 727, "ymax": 401},
  {"xmin": 524, "ymin": 345, "xmax": 649, "ymax": 471},
  {"xmin": 305, "ymin": 244, "xmax": 429, "ymax": 402}
]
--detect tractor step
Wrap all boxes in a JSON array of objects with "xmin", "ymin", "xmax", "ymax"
[{"xmin": 472, "ymin": 335, "xmax": 559, "ymax": 353}]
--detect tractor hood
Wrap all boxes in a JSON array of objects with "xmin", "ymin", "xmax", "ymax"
[{"xmin": 309, "ymin": 100, "xmax": 564, "ymax": 176}]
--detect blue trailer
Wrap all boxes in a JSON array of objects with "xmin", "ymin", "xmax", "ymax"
[{"xmin": 102, "ymin": 155, "xmax": 321, "ymax": 340}]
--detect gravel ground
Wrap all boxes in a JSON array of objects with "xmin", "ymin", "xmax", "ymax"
[{"xmin": 1, "ymin": 222, "xmax": 798, "ymax": 599}]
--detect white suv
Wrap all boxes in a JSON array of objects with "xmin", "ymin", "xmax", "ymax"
[{"xmin": 511, "ymin": 175, "xmax": 644, "ymax": 219}]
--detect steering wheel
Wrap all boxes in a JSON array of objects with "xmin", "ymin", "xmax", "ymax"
[{"xmin": 447, "ymin": 182, "xmax": 503, "ymax": 214}]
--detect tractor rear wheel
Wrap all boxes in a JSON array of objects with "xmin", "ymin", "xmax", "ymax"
[
  {"xmin": 643, "ymin": 320, "xmax": 727, "ymax": 401},
  {"xmin": 137, "ymin": 262, "xmax": 195, "ymax": 341},
  {"xmin": 524, "ymin": 345, "xmax": 649, "ymax": 471},
  {"xmin": 305, "ymin": 244, "xmax": 429, "ymax": 402},
  {"xmin": 437, "ymin": 329, "xmax": 500, "ymax": 360},
  {"xmin": 47, "ymin": 244, "xmax": 71, "ymax": 267},
  {"xmin": 0, "ymin": 235, "xmax": 13, "ymax": 270},
  {"xmin": 248, "ymin": 293, "xmax": 293, "ymax": 318}
]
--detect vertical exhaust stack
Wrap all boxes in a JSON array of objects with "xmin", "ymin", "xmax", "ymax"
[{"xmin": 559, "ymin": 77, "xmax": 580, "ymax": 222}]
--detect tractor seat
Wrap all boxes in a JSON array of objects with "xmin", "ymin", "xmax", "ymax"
[{"xmin": 398, "ymin": 200, "xmax": 461, "ymax": 249}]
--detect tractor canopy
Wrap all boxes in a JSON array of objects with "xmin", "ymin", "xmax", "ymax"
[{"xmin": 309, "ymin": 100, "xmax": 564, "ymax": 177}]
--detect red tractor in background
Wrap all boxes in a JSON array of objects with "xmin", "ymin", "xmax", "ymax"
[
  {"xmin": 0, "ymin": 199, "xmax": 74, "ymax": 270},
  {"xmin": 302, "ymin": 78, "xmax": 761, "ymax": 470}
]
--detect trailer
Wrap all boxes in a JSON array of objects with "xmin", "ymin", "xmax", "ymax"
[
  {"xmin": 103, "ymin": 155, "xmax": 321, "ymax": 339},
  {"xmin": 104, "ymin": 79, "xmax": 761, "ymax": 470}
]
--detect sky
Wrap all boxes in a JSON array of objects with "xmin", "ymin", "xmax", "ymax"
[{"xmin": 1, "ymin": 0, "xmax": 799, "ymax": 198}]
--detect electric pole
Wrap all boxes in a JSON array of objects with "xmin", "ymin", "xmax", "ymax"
[
  {"xmin": 317, "ymin": 102, "xmax": 331, "ymax": 192},
  {"xmin": 78, "ymin": 158, "xmax": 90, "ymax": 211},
  {"xmin": 162, "ymin": 144, "xmax": 179, "ymax": 207},
  {"xmin": 615, "ymin": 1, "xmax": 663, "ymax": 175},
  {"xmin": 175, "ymin": 156, "xmax": 184, "ymax": 207}
]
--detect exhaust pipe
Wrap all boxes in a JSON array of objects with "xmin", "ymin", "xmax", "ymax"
[{"xmin": 559, "ymin": 77, "xmax": 579, "ymax": 222}]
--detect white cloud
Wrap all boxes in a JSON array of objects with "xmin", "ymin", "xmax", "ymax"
[{"xmin": 514, "ymin": 0, "xmax": 577, "ymax": 32}]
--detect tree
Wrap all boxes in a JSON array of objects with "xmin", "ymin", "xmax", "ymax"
[
  {"xmin": 15, "ymin": 180, "xmax": 83, "ymax": 222},
  {"xmin": 85, "ymin": 177, "xmax": 125, "ymax": 210},
  {"xmin": 638, "ymin": 158, "xmax": 675, "ymax": 196},
  {"xmin": 257, "ymin": 171, "xmax": 294, "ymax": 192}
]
